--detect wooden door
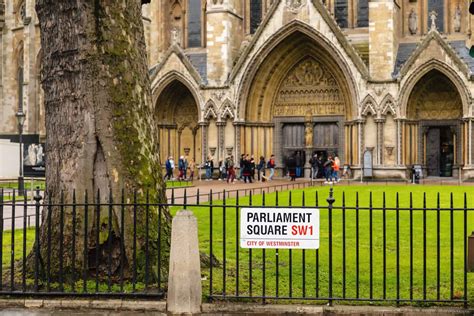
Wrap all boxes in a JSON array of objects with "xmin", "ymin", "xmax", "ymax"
[{"xmin": 426, "ymin": 127, "xmax": 440, "ymax": 177}]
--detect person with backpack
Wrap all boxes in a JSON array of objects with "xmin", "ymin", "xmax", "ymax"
[
  {"xmin": 268, "ymin": 154, "xmax": 276, "ymax": 181},
  {"xmin": 226, "ymin": 155, "xmax": 236, "ymax": 183},
  {"xmin": 309, "ymin": 153, "xmax": 320, "ymax": 179},
  {"xmin": 324, "ymin": 155, "xmax": 334, "ymax": 184}
]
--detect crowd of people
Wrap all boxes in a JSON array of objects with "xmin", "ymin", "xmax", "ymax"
[{"xmin": 164, "ymin": 152, "xmax": 344, "ymax": 184}]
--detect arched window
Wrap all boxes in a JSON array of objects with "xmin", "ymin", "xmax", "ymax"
[
  {"xmin": 427, "ymin": 0, "xmax": 444, "ymax": 32},
  {"xmin": 187, "ymin": 0, "xmax": 202, "ymax": 47},
  {"xmin": 250, "ymin": 0, "xmax": 262, "ymax": 34},
  {"xmin": 335, "ymin": 0, "xmax": 348, "ymax": 28},
  {"xmin": 357, "ymin": 0, "xmax": 368, "ymax": 27}
]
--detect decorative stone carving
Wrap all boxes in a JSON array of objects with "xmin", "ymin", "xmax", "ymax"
[
  {"xmin": 274, "ymin": 58, "xmax": 345, "ymax": 117},
  {"xmin": 285, "ymin": 0, "xmax": 306, "ymax": 13},
  {"xmin": 408, "ymin": 73, "xmax": 462, "ymax": 120},
  {"xmin": 429, "ymin": 11, "xmax": 438, "ymax": 32},
  {"xmin": 408, "ymin": 9, "xmax": 418, "ymax": 35},
  {"xmin": 454, "ymin": 5, "xmax": 461, "ymax": 33},
  {"xmin": 304, "ymin": 110, "xmax": 313, "ymax": 148},
  {"xmin": 0, "ymin": 0, "xmax": 5, "ymax": 31}
]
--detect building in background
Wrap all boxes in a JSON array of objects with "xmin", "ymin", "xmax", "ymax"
[{"xmin": 2, "ymin": 0, "xmax": 474, "ymax": 180}]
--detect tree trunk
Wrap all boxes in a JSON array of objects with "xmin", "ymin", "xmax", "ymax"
[{"xmin": 32, "ymin": 0, "xmax": 169, "ymax": 284}]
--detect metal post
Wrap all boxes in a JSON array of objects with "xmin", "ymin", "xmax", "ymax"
[{"xmin": 18, "ymin": 123, "xmax": 24, "ymax": 196}]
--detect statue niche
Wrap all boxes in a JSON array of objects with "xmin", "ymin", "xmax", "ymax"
[{"xmin": 273, "ymin": 57, "xmax": 345, "ymax": 117}]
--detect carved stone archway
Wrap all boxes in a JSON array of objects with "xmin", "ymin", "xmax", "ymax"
[{"xmin": 240, "ymin": 30, "xmax": 357, "ymax": 173}]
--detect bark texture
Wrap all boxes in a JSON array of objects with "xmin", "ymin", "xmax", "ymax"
[{"xmin": 33, "ymin": 0, "xmax": 169, "ymax": 283}]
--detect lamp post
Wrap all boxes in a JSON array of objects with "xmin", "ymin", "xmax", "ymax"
[{"xmin": 16, "ymin": 110, "xmax": 26, "ymax": 196}]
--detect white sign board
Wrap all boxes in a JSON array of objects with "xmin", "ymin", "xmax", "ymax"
[{"xmin": 240, "ymin": 208, "xmax": 319, "ymax": 249}]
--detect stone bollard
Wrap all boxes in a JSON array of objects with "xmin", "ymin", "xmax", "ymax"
[{"xmin": 167, "ymin": 210, "xmax": 202, "ymax": 315}]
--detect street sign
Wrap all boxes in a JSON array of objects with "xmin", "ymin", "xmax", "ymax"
[{"xmin": 240, "ymin": 208, "xmax": 319, "ymax": 249}]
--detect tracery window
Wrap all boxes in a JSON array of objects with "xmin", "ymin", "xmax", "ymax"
[
  {"xmin": 427, "ymin": 0, "xmax": 444, "ymax": 32},
  {"xmin": 187, "ymin": 0, "xmax": 202, "ymax": 47},
  {"xmin": 250, "ymin": 0, "xmax": 262, "ymax": 34}
]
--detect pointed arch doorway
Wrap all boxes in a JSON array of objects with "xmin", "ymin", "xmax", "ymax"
[
  {"xmin": 406, "ymin": 70, "xmax": 463, "ymax": 177},
  {"xmin": 242, "ymin": 30, "xmax": 357, "ymax": 176},
  {"xmin": 155, "ymin": 80, "xmax": 202, "ymax": 165}
]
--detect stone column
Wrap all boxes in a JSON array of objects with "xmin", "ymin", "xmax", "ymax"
[
  {"xmin": 469, "ymin": 118, "xmax": 473, "ymax": 166},
  {"xmin": 199, "ymin": 121, "xmax": 209, "ymax": 164},
  {"xmin": 217, "ymin": 121, "xmax": 226, "ymax": 162},
  {"xmin": 304, "ymin": 120, "xmax": 313, "ymax": 178},
  {"xmin": 375, "ymin": 118, "xmax": 385, "ymax": 166},
  {"xmin": 234, "ymin": 121, "xmax": 244, "ymax": 164}
]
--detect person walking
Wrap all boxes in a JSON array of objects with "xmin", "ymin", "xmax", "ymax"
[
  {"xmin": 226, "ymin": 155, "xmax": 236, "ymax": 183},
  {"xmin": 268, "ymin": 154, "xmax": 276, "ymax": 181},
  {"xmin": 164, "ymin": 156, "xmax": 173, "ymax": 180},
  {"xmin": 309, "ymin": 153, "xmax": 319, "ymax": 179},
  {"xmin": 239, "ymin": 154, "xmax": 245, "ymax": 181},
  {"xmin": 257, "ymin": 156, "xmax": 265, "ymax": 181},
  {"xmin": 243, "ymin": 155, "xmax": 252, "ymax": 183}
]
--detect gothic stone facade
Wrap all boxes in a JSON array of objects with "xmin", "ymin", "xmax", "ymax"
[{"xmin": 2, "ymin": 0, "xmax": 474, "ymax": 180}]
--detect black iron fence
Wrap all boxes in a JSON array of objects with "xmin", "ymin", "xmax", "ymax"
[
  {"xmin": 0, "ymin": 185, "xmax": 472, "ymax": 307},
  {"xmin": 203, "ymin": 188, "xmax": 472, "ymax": 307},
  {"xmin": 0, "ymin": 188, "xmax": 166, "ymax": 298}
]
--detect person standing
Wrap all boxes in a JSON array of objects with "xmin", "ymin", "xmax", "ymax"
[
  {"xmin": 268, "ymin": 154, "xmax": 276, "ymax": 181},
  {"xmin": 324, "ymin": 155, "xmax": 334, "ymax": 183},
  {"xmin": 188, "ymin": 158, "xmax": 195, "ymax": 181},
  {"xmin": 257, "ymin": 156, "xmax": 265, "ymax": 181},
  {"xmin": 295, "ymin": 152, "xmax": 302, "ymax": 178},
  {"xmin": 178, "ymin": 156, "xmax": 185, "ymax": 180},
  {"xmin": 250, "ymin": 156, "xmax": 256, "ymax": 181},
  {"xmin": 333, "ymin": 154, "xmax": 341, "ymax": 183},
  {"xmin": 243, "ymin": 155, "xmax": 252, "ymax": 183},
  {"xmin": 205, "ymin": 156, "xmax": 214, "ymax": 180},
  {"xmin": 309, "ymin": 153, "xmax": 319, "ymax": 179},
  {"xmin": 184, "ymin": 155, "xmax": 189, "ymax": 179},
  {"xmin": 226, "ymin": 155, "xmax": 236, "ymax": 183},
  {"xmin": 287, "ymin": 154, "xmax": 297, "ymax": 181}
]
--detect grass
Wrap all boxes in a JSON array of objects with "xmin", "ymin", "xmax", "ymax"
[
  {"xmin": 165, "ymin": 180, "xmax": 193, "ymax": 188},
  {"xmin": 171, "ymin": 185, "xmax": 474, "ymax": 306},
  {"xmin": 0, "ymin": 180, "xmax": 45, "ymax": 191}
]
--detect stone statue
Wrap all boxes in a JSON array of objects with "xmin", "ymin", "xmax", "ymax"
[
  {"xmin": 429, "ymin": 10, "xmax": 438, "ymax": 31},
  {"xmin": 171, "ymin": 28, "xmax": 181, "ymax": 46},
  {"xmin": 304, "ymin": 110, "xmax": 313, "ymax": 147},
  {"xmin": 408, "ymin": 9, "xmax": 418, "ymax": 35},
  {"xmin": 454, "ymin": 5, "xmax": 461, "ymax": 33}
]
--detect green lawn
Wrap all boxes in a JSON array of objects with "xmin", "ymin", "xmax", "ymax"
[
  {"xmin": 172, "ymin": 185, "xmax": 474, "ymax": 306},
  {"xmin": 165, "ymin": 180, "xmax": 193, "ymax": 188},
  {"xmin": 0, "ymin": 180, "xmax": 45, "ymax": 191}
]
